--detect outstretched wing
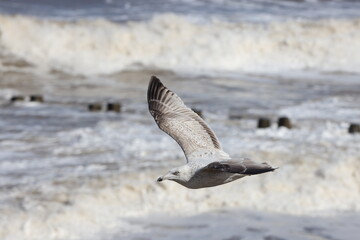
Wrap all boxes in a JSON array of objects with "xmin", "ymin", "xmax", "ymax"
[{"xmin": 147, "ymin": 76, "xmax": 225, "ymax": 162}]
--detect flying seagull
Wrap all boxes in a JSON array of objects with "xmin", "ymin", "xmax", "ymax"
[{"xmin": 147, "ymin": 76, "xmax": 276, "ymax": 189}]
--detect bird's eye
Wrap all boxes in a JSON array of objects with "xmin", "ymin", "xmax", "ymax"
[{"xmin": 173, "ymin": 171, "xmax": 180, "ymax": 175}]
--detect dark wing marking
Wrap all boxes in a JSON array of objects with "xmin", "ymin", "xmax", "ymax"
[
  {"xmin": 202, "ymin": 159, "xmax": 277, "ymax": 175},
  {"xmin": 147, "ymin": 76, "xmax": 222, "ymax": 161}
]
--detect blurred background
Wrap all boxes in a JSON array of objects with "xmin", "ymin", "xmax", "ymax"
[{"xmin": 0, "ymin": 0, "xmax": 360, "ymax": 239}]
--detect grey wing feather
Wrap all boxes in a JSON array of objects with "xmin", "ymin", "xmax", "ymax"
[
  {"xmin": 202, "ymin": 159, "xmax": 277, "ymax": 175},
  {"xmin": 147, "ymin": 76, "xmax": 222, "ymax": 162}
]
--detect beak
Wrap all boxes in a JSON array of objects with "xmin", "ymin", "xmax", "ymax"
[{"xmin": 156, "ymin": 172, "xmax": 171, "ymax": 182}]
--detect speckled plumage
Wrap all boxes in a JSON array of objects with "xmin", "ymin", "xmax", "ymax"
[{"xmin": 147, "ymin": 76, "xmax": 277, "ymax": 189}]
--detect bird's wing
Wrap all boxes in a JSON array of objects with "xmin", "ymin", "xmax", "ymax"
[
  {"xmin": 147, "ymin": 76, "xmax": 226, "ymax": 162},
  {"xmin": 200, "ymin": 159, "xmax": 277, "ymax": 175}
]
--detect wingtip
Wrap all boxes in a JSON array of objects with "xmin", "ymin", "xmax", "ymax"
[
  {"xmin": 270, "ymin": 166, "xmax": 279, "ymax": 172},
  {"xmin": 148, "ymin": 75, "xmax": 163, "ymax": 93},
  {"xmin": 148, "ymin": 76, "xmax": 161, "ymax": 102},
  {"xmin": 261, "ymin": 162, "xmax": 279, "ymax": 171},
  {"xmin": 150, "ymin": 75, "xmax": 161, "ymax": 84}
]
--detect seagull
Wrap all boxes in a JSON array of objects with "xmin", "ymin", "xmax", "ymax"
[{"xmin": 147, "ymin": 76, "xmax": 277, "ymax": 189}]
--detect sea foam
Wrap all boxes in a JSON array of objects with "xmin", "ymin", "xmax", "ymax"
[
  {"xmin": 0, "ymin": 150, "xmax": 359, "ymax": 240},
  {"xmin": 1, "ymin": 14, "xmax": 360, "ymax": 75},
  {"xmin": 1, "ymin": 112, "xmax": 359, "ymax": 239}
]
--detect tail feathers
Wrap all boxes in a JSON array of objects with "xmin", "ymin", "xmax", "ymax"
[{"xmin": 242, "ymin": 159, "xmax": 278, "ymax": 175}]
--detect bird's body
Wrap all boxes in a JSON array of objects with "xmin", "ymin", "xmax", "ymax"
[
  {"xmin": 147, "ymin": 76, "xmax": 276, "ymax": 189},
  {"xmin": 172, "ymin": 162, "xmax": 246, "ymax": 189}
]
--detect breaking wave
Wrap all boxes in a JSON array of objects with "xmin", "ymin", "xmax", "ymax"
[
  {"xmin": 1, "ymin": 152, "xmax": 359, "ymax": 240},
  {"xmin": 1, "ymin": 120, "xmax": 360, "ymax": 239},
  {"xmin": 1, "ymin": 14, "xmax": 360, "ymax": 75}
]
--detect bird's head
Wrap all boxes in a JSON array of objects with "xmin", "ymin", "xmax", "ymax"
[{"xmin": 157, "ymin": 165, "xmax": 192, "ymax": 183}]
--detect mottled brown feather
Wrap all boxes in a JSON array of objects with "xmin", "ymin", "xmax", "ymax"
[{"xmin": 147, "ymin": 76, "xmax": 222, "ymax": 161}]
